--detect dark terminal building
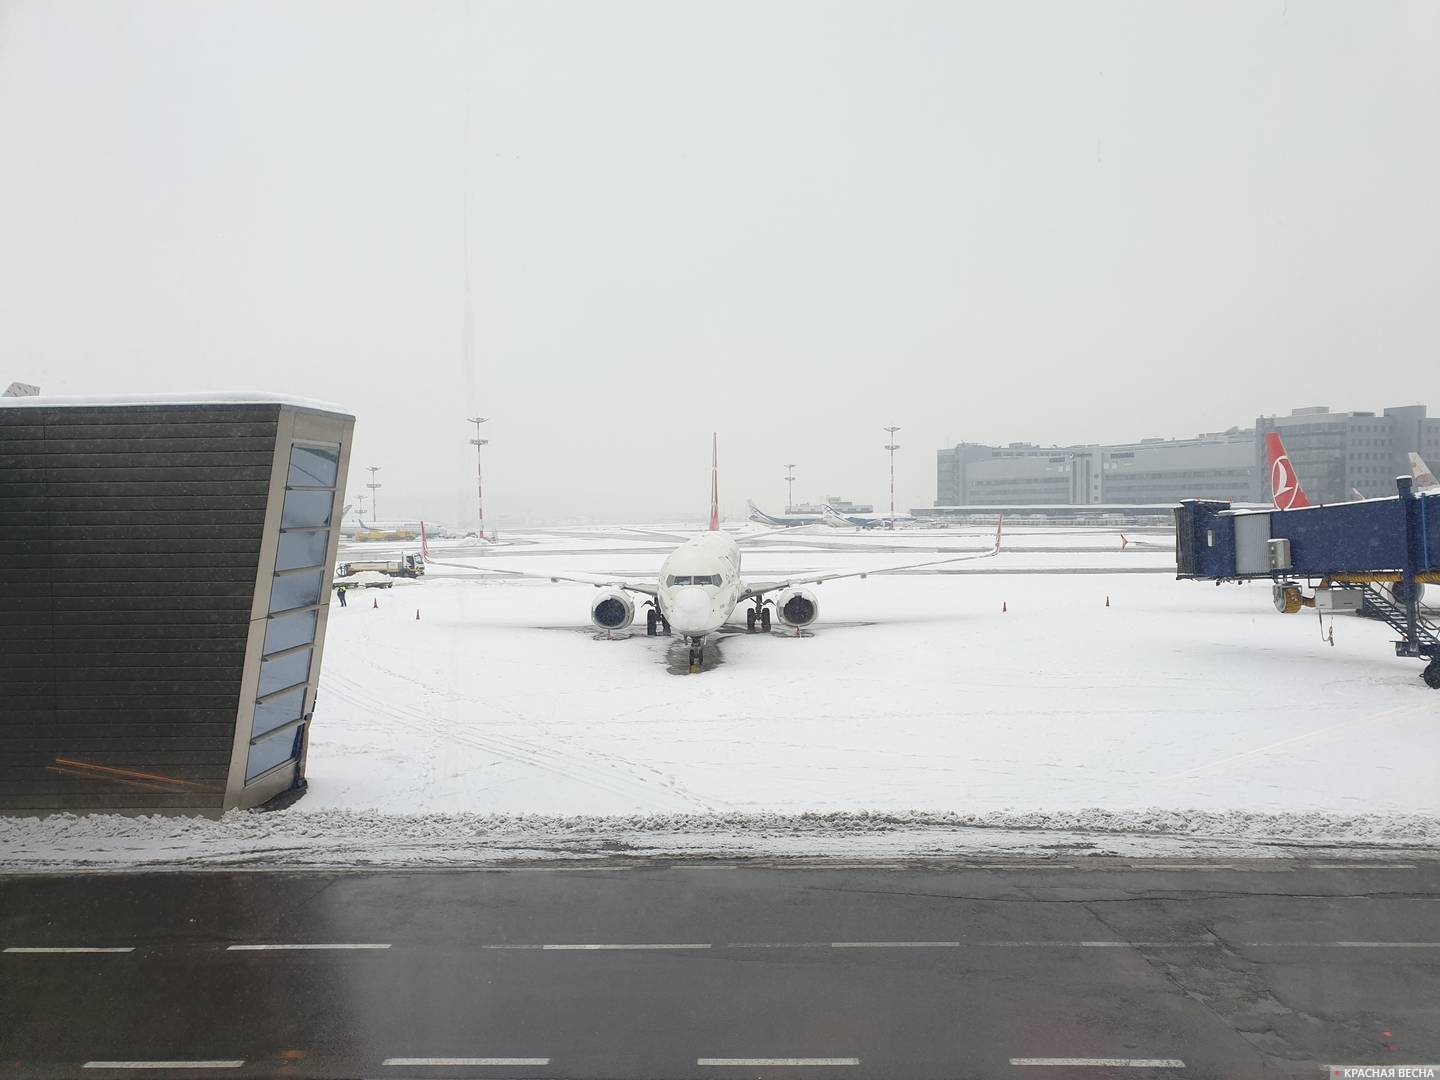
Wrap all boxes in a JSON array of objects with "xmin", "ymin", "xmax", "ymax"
[{"xmin": 1, "ymin": 394, "xmax": 354, "ymax": 814}]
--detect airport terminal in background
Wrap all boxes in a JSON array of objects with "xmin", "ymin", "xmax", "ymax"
[{"xmin": 934, "ymin": 403, "xmax": 1440, "ymax": 510}]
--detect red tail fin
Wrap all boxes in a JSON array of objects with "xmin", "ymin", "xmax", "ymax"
[
  {"xmin": 420, "ymin": 520, "xmax": 431, "ymax": 561},
  {"xmin": 708, "ymin": 433, "xmax": 719, "ymax": 531},
  {"xmin": 1265, "ymin": 432, "xmax": 1310, "ymax": 510}
]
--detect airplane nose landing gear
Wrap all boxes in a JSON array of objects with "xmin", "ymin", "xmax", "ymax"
[{"xmin": 687, "ymin": 640, "xmax": 705, "ymax": 672}]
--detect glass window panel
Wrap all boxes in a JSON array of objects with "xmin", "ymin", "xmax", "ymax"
[
  {"xmin": 281, "ymin": 490, "xmax": 334, "ymax": 528},
  {"xmin": 258, "ymin": 649, "xmax": 311, "ymax": 698},
  {"xmin": 246, "ymin": 724, "xmax": 303, "ymax": 783},
  {"xmin": 253, "ymin": 686, "xmax": 306, "ymax": 739},
  {"xmin": 269, "ymin": 569, "xmax": 323, "ymax": 614},
  {"xmin": 275, "ymin": 530, "xmax": 329, "ymax": 572},
  {"xmin": 288, "ymin": 443, "xmax": 340, "ymax": 487},
  {"xmin": 263, "ymin": 610, "xmax": 316, "ymax": 655}
]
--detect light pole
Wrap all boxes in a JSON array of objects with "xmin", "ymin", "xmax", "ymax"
[
  {"xmin": 784, "ymin": 463, "xmax": 797, "ymax": 513},
  {"xmin": 365, "ymin": 466, "xmax": 382, "ymax": 523},
  {"xmin": 356, "ymin": 494, "xmax": 367, "ymax": 519},
  {"xmin": 883, "ymin": 426, "xmax": 901, "ymax": 523},
  {"xmin": 467, "ymin": 416, "xmax": 489, "ymax": 539}
]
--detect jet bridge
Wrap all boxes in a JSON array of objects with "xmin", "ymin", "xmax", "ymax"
[{"xmin": 1175, "ymin": 477, "xmax": 1440, "ymax": 688}]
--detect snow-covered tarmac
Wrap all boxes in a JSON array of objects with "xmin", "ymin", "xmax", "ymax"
[{"xmin": 5, "ymin": 525, "xmax": 1439, "ymax": 868}]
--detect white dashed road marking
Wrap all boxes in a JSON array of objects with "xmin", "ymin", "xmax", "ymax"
[
  {"xmin": 226, "ymin": 943, "xmax": 391, "ymax": 951},
  {"xmin": 698, "ymin": 1059, "xmax": 859, "ymax": 1067},
  {"xmin": 540, "ymin": 943, "xmax": 710, "ymax": 951},
  {"xmin": 1246, "ymin": 942, "xmax": 1440, "ymax": 948},
  {"xmin": 381, "ymin": 1058, "xmax": 550, "ymax": 1067},
  {"xmin": 83, "ymin": 1062, "xmax": 244, "ymax": 1070},
  {"xmin": 5, "ymin": 947, "xmax": 134, "ymax": 954},
  {"xmin": 1010, "ymin": 1059, "xmax": 1185, "ymax": 1068}
]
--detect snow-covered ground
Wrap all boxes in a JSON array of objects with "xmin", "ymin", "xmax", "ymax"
[{"xmin": 4, "ymin": 525, "xmax": 1438, "ymax": 869}]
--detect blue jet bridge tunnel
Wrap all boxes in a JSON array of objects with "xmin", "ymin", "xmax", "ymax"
[{"xmin": 1175, "ymin": 477, "xmax": 1440, "ymax": 688}]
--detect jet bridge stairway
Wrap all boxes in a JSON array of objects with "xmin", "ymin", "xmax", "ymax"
[{"xmin": 1357, "ymin": 583, "xmax": 1440, "ymax": 687}]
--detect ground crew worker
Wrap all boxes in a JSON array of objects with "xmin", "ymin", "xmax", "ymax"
[{"xmin": 336, "ymin": 584, "xmax": 348, "ymax": 607}]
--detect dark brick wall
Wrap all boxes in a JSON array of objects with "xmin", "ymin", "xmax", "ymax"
[{"xmin": 0, "ymin": 403, "xmax": 280, "ymax": 811}]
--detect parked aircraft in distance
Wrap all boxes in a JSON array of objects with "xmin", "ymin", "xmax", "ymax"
[
  {"xmin": 746, "ymin": 500, "xmax": 824, "ymax": 527},
  {"xmin": 1265, "ymin": 432, "xmax": 1310, "ymax": 510},
  {"xmin": 821, "ymin": 502, "xmax": 916, "ymax": 530},
  {"xmin": 426, "ymin": 437, "xmax": 1002, "ymax": 671},
  {"xmin": 1411, "ymin": 453, "xmax": 1439, "ymax": 495}
]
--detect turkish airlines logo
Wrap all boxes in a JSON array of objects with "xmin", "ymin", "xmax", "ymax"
[{"xmin": 1271, "ymin": 454, "xmax": 1301, "ymax": 509}]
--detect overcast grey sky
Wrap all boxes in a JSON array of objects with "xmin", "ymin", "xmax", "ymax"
[{"xmin": 2, "ymin": 1, "xmax": 1437, "ymax": 524}]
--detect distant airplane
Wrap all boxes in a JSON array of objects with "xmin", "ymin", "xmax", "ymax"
[
  {"xmin": 1265, "ymin": 432, "xmax": 1310, "ymax": 510},
  {"xmin": 1119, "ymin": 533, "xmax": 1168, "ymax": 551},
  {"xmin": 746, "ymin": 500, "xmax": 824, "ymax": 527},
  {"xmin": 426, "ymin": 436, "xmax": 1002, "ymax": 671},
  {"xmin": 821, "ymin": 502, "xmax": 915, "ymax": 530},
  {"xmin": 3, "ymin": 381, "xmax": 39, "ymax": 397},
  {"xmin": 354, "ymin": 517, "xmax": 458, "ymax": 539},
  {"xmin": 1410, "ymin": 453, "xmax": 1439, "ymax": 495}
]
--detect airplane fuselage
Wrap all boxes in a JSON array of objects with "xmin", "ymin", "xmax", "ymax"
[{"xmin": 655, "ymin": 532, "xmax": 744, "ymax": 640}]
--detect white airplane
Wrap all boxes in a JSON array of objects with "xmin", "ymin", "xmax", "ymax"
[
  {"xmin": 1411, "ymin": 453, "xmax": 1439, "ymax": 495},
  {"xmin": 423, "ymin": 435, "xmax": 1002, "ymax": 671},
  {"xmin": 820, "ymin": 503, "xmax": 915, "ymax": 530}
]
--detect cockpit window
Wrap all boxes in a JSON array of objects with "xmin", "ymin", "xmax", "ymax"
[{"xmin": 667, "ymin": 574, "xmax": 720, "ymax": 587}]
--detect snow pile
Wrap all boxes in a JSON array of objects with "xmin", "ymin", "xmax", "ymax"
[{"xmin": 4, "ymin": 807, "xmax": 1439, "ymax": 870}]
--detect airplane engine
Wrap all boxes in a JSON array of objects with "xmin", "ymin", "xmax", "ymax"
[
  {"xmin": 775, "ymin": 587, "xmax": 819, "ymax": 628},
  {"xmin": 1387, "ymin": 581, "xmax": 1427, "ymax": 608},
  {"xmin": 590, "ymin": 589, "xmax": 635, "ymax": 631}
]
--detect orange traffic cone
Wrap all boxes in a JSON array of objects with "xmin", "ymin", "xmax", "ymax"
[
  {"xmin": 372, "ymin": 597, "xmax": 378, "ymax": 609},
  {"xmin": 1002, "ymin": 601, "xmax": 1007, "ymax": 613},
  {"xmin": 415, "ymin": 609, "xmax": 421, "ymax": 621},
  {"xmin": 1105, "ymin": 595, "xmax": 1110, "ymax": 607}
]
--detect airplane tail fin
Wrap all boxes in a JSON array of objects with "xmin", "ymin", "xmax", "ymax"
[
  {"xmin": 709, "ymin": 433, "xmax": 720, "ymax": 531},
  {"xmin": 994, "ymin": 513, "xmax": 1004, "ymax": 553},
  {"xmin": 1265, "ymin": 431, "xmax": 1310, "ymax": 509},
  {"xmin": 1410, "ymin": 452, "xmax": 1438, "ymax": 491},
  {"xmin": 420, "ymin": 521, "xmax": 431, "ymax": 562},
  {"xmin": 1120, "ymin": 533, "xmax": 1130, "ymax": 550}
]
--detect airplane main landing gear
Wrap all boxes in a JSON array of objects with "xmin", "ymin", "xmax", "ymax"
[
  {"xmin": 1424, "ymin": 656, "xmax": 1440, "ymax": 690},
  {"xmin": 746, "ymin": 603, "xmax": 772, "ymax": 633},
  {"xmin": 646, "ymin": 608, "xmax": 671, "ymax": 636}
]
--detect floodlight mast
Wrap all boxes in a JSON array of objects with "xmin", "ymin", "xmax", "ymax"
[
  {"xmin": 467, "ymin": 417, "xmax": 489, "ymax": 538},
  {"xmin": 366, "ymin": 466, "xmax": 382, "ymax": 522},
  {"xmin": 883, "ymin": 426, "xmax": 901, "ymax": 522},
  {"xmin": 784, "ymin": 463, "xmax": 797, "ymax": 513}
]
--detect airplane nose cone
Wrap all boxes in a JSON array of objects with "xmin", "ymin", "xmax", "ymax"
[{"xmin": 668, "ymin": 587, "xmax": 713, "ymax": 634}]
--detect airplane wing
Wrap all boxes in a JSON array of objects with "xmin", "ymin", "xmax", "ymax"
[
  {"xmin": 740, "ymin": 516, "xmax": 1003, "ymax": 599},
  {"xmin": 419, "ymin": 524, "xmax": 658, "ymax": 595},
  {"xmin": 423, "ymin": 553, "xmax": 660, "ymax": 595}
]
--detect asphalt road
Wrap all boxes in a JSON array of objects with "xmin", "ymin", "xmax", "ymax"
[{"xmin": 2, "ymin": 861, "xmax": 1438, "ymax": 1079}]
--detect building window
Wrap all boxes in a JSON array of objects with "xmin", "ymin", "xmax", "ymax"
[{"xmin": 246, "ymin": 440, "xmax": 341, "ymax": 786}]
